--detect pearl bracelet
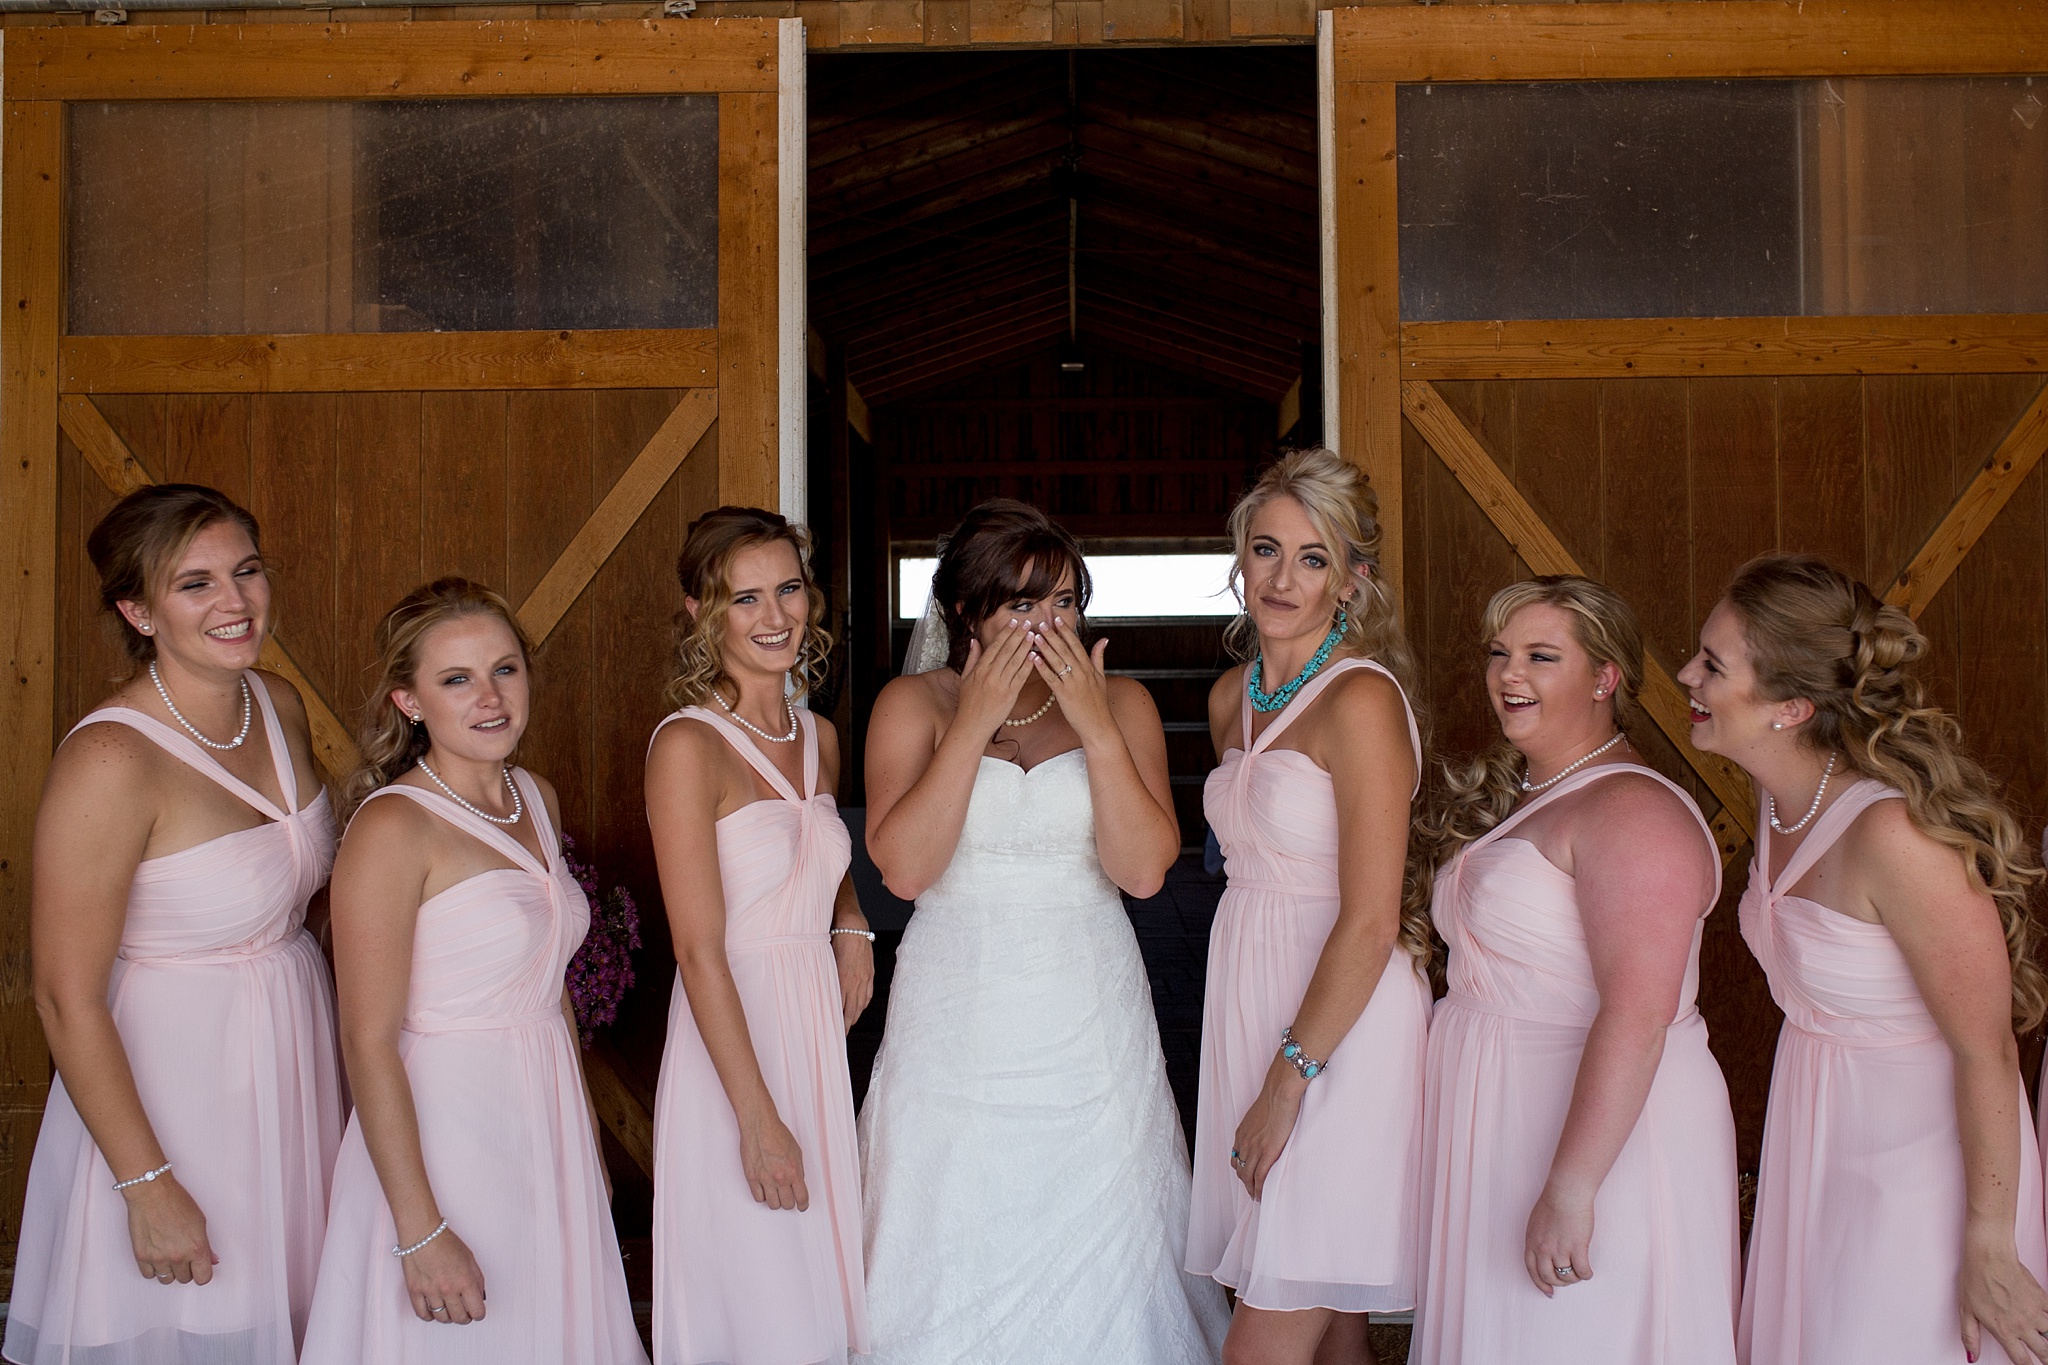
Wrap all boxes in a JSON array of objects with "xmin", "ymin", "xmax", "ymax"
[
  {"xmin": 830, "ymin": 927, "xmax": 876, "ymax": 942},
  {"xmin": 112, "ymin": 1161, "xmax": 172, "ymax": 1192},
  {"xmin": 392, "ymin": 1219, "xmax": 450, "ymax": 1258}
]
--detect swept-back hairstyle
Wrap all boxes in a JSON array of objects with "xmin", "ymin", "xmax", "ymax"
[
  {"xmin": 87, "ymin": 483, "xmax": 264, "ymax": 665},
  {"xmin": 1404, "ymin": 575, "xmax": 1646, "ymax": 940},
  {"xmin": 666, "ymin": 506, "xmax": 830, "ymax": 709},
  {"xmin": 930, "ymin": 499, "xmax": 1092, "ymax": 673},
  {"xmin": 1727, "ymin": 553, "xmax": 2047, "ymax": 1030},
  {"xmin": 1223, "ymin": 448, "xmax": 1417, "ymax": 695},
  {"xmin": 344, "ymin": 577, "xmax": 532, "ymax": 816}
]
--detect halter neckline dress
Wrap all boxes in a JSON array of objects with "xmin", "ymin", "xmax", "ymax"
[
  {"xmin": 1415, "ymin": 761, "xmax": 1739, "ymax": 1365},
  {"xmin": 1737, "ymin": 777, "xmax": 2047, "ymax": 1365},
  {"xmin": 6, "ymin": 674, "xmax": 343, "ymax": 1365},
  {"xmin": 1188, "ymin": 655, "xmax": 1433, "ymax": 1313},
  {"xmin": 299, "ymin": 768, "xmax": 646, "ymax": 1365},
  {"xmin": 647, "ymin": 706, "xmax": 868, "ymax": 1365}
]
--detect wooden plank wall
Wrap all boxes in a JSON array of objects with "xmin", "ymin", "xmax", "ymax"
[{"xmin": 1403, "ymin": 373, "xmax": 2048, "ymax": 1167}]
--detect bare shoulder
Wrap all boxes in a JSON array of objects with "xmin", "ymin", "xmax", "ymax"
[
  {"xmin": 251, "ymin": 668, "xmax": 308, "ymax": 722},
  {"xmin": 1840, "ymin": 795, "xmax": 1970, "ymax": 889},
  {"xmin": 873, "ymin": 671, "xmax": 950, "ymax": 732},
  {"xmin": 1316, "ymin": 663, "xmax": 1411, "ymax": 744},
  {"xmin": 523, "ymin": 770, "xmax": 563, "ymax": 830},
  {"xmin": 1208, "ymin": 665, "xmax": 1246, "ymax": 732},
  {"xmin": 48, "ymin": 715, "xmax": 160, "ymax": 794},
  {"xmin": 339, "ymin": 785, "xmax": 433, "ymax": 850},
  {"xmin": 812, "ymin": 711, "xmax": 842, "ymax": 765},
  {"xmin": 1573, "ymin": 771, "xmax": 1713, "ymax": 864},
  {"xmin": 1105, "ymin": 673, "xmax": 1160, "ymax": 716},
  {"xmin": 647, "ymin": 710, "xmax": 730, "ymax": 772}
]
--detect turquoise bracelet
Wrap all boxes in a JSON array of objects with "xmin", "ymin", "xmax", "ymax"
[{"xmin": 1280, "ymin": 1026, "xmax": 1327, "ymax": 1081}]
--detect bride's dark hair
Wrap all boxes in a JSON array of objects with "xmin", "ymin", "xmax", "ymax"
[{"xmin": 931, "ymin": 500, "xmax": 1093, "ymax": 673}]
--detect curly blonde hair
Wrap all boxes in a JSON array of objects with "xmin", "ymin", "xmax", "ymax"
[
  {"xmin": 1403, "ymin": 576, "xmax": 1646, "ymax": 938},
  {"xmin": 1728, "ymin": 554, "xmax": 2048, "ymax": 1031},
  {"xmin": 665, "ymin": 506, "xmax": 831, "ymax": 710},
  {"xmin": 343, "ymin": 577, "xmax": 532, "ymax": 818},
  {"xmin": 1226, "ymin": 447, "xmax": 1430, "ymax": 966}
]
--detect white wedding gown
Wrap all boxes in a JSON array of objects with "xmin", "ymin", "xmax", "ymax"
[{"xmin": 857, "ymin": 749, "xmax": 1231, "ymax": 1364}]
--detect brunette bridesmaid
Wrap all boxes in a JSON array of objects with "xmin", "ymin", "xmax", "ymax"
[
  {"xmin": 1410, "ymin": 577, "xmax": 1738, "ymax": 1365},
  {"xmin": 7, "ymin": 485, "xmax": 343, "ymax": 1365},
  {"xmin": 646, "ymin": 507, "xmax": 873, "ymax": 1365},
  {"xmin": 1679, "ymin": 554, "xmax": 2048, "ymax": 1365},
  {"xmin": 300, "ymin": 579, "xmax": 645, "ymax": 1364},
  {"xmin": 1187, "ymin": 449, "xmax": 1431, "ymax": 1365}
]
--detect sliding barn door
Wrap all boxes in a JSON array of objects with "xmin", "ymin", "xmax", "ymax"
[{"xmin": 0, "ymin": 16, "xmax": 809, "ymax": 1248}]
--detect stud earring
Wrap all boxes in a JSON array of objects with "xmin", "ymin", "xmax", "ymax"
[
  {"xmin": 139, "ymin": 624, "xmax": 152, "ymax": 635},
  {"xmin": 1593, "ymin": 689, "xmax": 1607, "ymax": 699},
  {"xmin": 1772, "ymin": 722, "xmax": 1784, "ymax": 731}
]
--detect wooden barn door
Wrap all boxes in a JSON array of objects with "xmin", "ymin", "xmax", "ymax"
[
  {"xmin": 0, "ymin": 17, "xmax": 808, "ymax": 1250},
  {"xmin": 1322, "ymin": 2, "xmax": 2048, "ymax": 1176}
]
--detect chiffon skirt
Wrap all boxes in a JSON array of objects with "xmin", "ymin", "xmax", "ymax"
[
  {"xmin": 1415, "ymin": 1001, "xmax": 1739, "ymax": 1365},
  {"xmin": 653, "ymin": 947, "xmax": 867, "ymax": 1365},
  {"xmin": 299, "ymin": 1015, "xmax": 645, "ymax": 1365},
  {"xmin": 5, "ymin": 933, "xmax": 343, "ymax": 1365},
  {"xmin": 1187, "ymin": 889, "xmax": 1431, "ymax": 1312}
]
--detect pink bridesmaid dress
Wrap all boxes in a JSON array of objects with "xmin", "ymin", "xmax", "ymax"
[
  {"xmin": 1738, "ymin": 777, "xmax": 2048, "ymax": 1365},
  {"xmin": 1414, "ymin": 763, "xmax": 1739, "ymax": 1365},
  {"xmin": 6, "ymin": 674, "xmax": 343, "ymax": 1365},
  {"xmin": 648, "ymin": 707, "xmax": 867, "ymax": 1365},
  {"xmin": 1187, "ymin": 656, "xmax": 1432, "ymax": 1312},
  {"xmin": 300, "ymin": 770, "xmax": 646, "ymax": 1365}
]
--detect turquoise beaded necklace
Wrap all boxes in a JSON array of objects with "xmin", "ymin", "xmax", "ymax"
[{"xmin": 1247, "ymin": 607, "xmax": 1348, "ymax": 714}]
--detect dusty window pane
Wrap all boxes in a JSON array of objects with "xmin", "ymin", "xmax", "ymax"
[
  {"xmin": 68, "ymin": 98, "xmax": 719, "ymax": 335},
  {"xmin": 1397, "ymin": 82, "xmax": 1803, "ymax": 321},
  {"xmin": 1397, "ymin": 77, "xmax": 2048, "ymax": 320}
]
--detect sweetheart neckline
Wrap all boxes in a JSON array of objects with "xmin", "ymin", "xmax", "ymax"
[{"xmin": 978, "ymin": 747, "xmax": 1086, "ymax": 777}]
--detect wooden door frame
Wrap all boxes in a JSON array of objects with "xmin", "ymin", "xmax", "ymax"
[
  {"xmin": 1322, "ymin": 0, "xmax": 2048, "ymax": 852},
  {"xmin": 0, "ymin": 14, "xmax": 804, "ymax": 1241}
]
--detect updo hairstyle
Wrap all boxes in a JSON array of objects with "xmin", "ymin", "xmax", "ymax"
[
  {"xmin": 666, "ymin": 506, "xmax": 830, "ymax": 709},
  {"xmin": 87, "ymin": 483, "xmax": 264, "ymax": 664},
  {"xmin": 1727, "ymin": 553, "xmax": 2047, "ymax": 1029},
  {"xmin": 344, "ymin": 576, "xmax": 532, "ymax": 816},
  {"xmin": 929, "ymin": 499, "xmax": 1092, "ymax": 674}
]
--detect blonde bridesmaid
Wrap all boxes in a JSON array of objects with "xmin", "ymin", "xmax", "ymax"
[
  {"xmin": 646, "ymin": 507, "xmax": 873, "ymax": 1365},
  {"xmin": 1680, "ymin": 554, "xmax": 2048, "ymax": 1365},
  {"xmin": 8, "ymin": 485, "xmax": 343, "ymax": 1365},
  {"xmin": 1187, "ymin": 449, "xmax": 1431, "ymax": 1365},
  {"xmin": 1410, "ymin": 577, "xmax": 1737, "ymax": 1365},
  {"xmin": 301, "ymin": 578, "xmax": 644, "ymax": 1364}
]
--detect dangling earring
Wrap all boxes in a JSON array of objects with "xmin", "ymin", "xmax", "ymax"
[{"xmin": 1333, "ymin": 604, "xmax": 1349, "ymax": 635}]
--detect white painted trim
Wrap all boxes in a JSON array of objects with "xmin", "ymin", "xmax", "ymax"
[
  {"xmin": 777, "ymin": 17, "xmax": 807, "ymax": 522},
  {"xmin": 1317, "ymin": 12, "xmax": 1339, "ymax": 454}
]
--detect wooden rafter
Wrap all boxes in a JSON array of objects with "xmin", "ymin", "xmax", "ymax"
[
  {"xmin": 1400, "ymin": 380, "xmax": 1757, "ymax": 865},
  {"xmin": 1883, "ymin": 384, "xmax": 2048, "ymax": 619}
]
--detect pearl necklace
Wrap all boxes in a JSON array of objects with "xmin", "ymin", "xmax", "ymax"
[
  {"xmin": 416, "ymin": 758, "xmax": 523, "ymax": 827},
  {"xmin": 1768, "ymin": 752, "xmax": 1838, "ymax": 836},
  {"xmin": 714, "ymin": 686, "xmax": 798, "ymax": 743},
  {"xmin": 1520, "ymin": 731, "xmax": 1627, "ymax": 793},
  {"xmin": 1003, "ymin": 693, "xmax": 1057, "ymax": 728},
  {"xmin": 149, "ymin": 661, "xmax": 252, "ymax": 751}
]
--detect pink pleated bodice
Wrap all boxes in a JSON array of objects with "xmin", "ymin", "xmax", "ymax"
[
  {"xmin": 1737, "ymin": 778, "xmax": 2047, "ymax": 1365},
  {"xmin": 301, "ymin": 770, "xmax": 645, "ymax": 1365},
  {"xmin": 7, "ymin": 675, "xmax": 344, "ymax": 1365},
  {"xmin": 1187, "ymin": 656, "xmax": 1433, "ymax": 1313},
  {"xmin": 1415, "ymin": 763, "xmax": 1739, "ymax": 1365},
  {"xmin": 649, "ymin": 707, "xmax": 867, "ymax": 1365}
]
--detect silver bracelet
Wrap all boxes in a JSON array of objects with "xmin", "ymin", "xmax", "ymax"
[
  {"xmin": 112, "ymin": 1161, "xmax": 172, "ymax": 1192},
  {"xmin": 1280, "ymin": 1026, "xmax": 1328, "ymax": 1081},
  {"xmin": 392, "ymin": 1218, "xmax": 450, "ymax": 1258},
  {"xmin": 830, "ymin": 927, "xmax": 876, "ymax": 942}
]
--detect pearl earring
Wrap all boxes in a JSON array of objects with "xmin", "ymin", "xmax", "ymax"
[
  {"xmin": 1772, "ymin": 722, "xmax": 1784, "ymax": 730},
  {"xmin": 139, "ymin": 624, "xmax": 152, "ymax": 635},
  {"xmin": 1594, "ymin": 689, "xmax": 1607, "ymax": 699}
]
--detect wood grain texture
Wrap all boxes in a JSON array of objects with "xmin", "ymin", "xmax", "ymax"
[
  {"xmin": 516, "ymin": 389, "xmax": 716, "ymax": 647},
  {"xmin": 1332, "ymin": 1, "xmax": 2048, "ymax": 84},
  {"xmin": 582, "ymin": 1046, "xmax": 654, "ymax": 1178},
  {"xmin": 718, "ymin": 91, "xmax": 782, "ymax": 512},
  {"xmin": 5, "ymin": 18, "xmax": 779, "ymax": 101},
  {"xmin": 1402, "ymin": 380, "xmax": 1757, "ymax": 848},
  {"xmin": 1402, "ymin": 315, "xmax": 2048, "ymax": 381},
  {"xmin": 1331, "ymin": 80, "xmax": 1401, "ymax": 602},
  {"xmin": 1884, "ymin": 382, "xmax": 2048, "ymax": 619},
  {"xmin": 60, "ymin": 331, "xmax": 718, "ymax": 395},
  {"xmin": 0, "ymin": 100, "xmax": 63, "ymax": 1246}
]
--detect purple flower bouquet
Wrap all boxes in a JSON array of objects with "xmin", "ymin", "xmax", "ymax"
[{"xmin": 561, "ymin": 833, "xmax": 643, "ymax": 1049}]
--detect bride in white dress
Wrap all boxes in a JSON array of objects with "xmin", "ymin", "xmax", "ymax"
[{"xmin": 858, "ymin": 500, "xmax": 1230, "ymax": 1365}]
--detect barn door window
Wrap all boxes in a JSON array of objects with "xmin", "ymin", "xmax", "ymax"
[
  {"xmin": 1395, "ymin": 75, "xmax": 2048, "ymax": 321},
  {"xmin": 67, "ymin": 97, "xmax": 721, "ymax": 336}
]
